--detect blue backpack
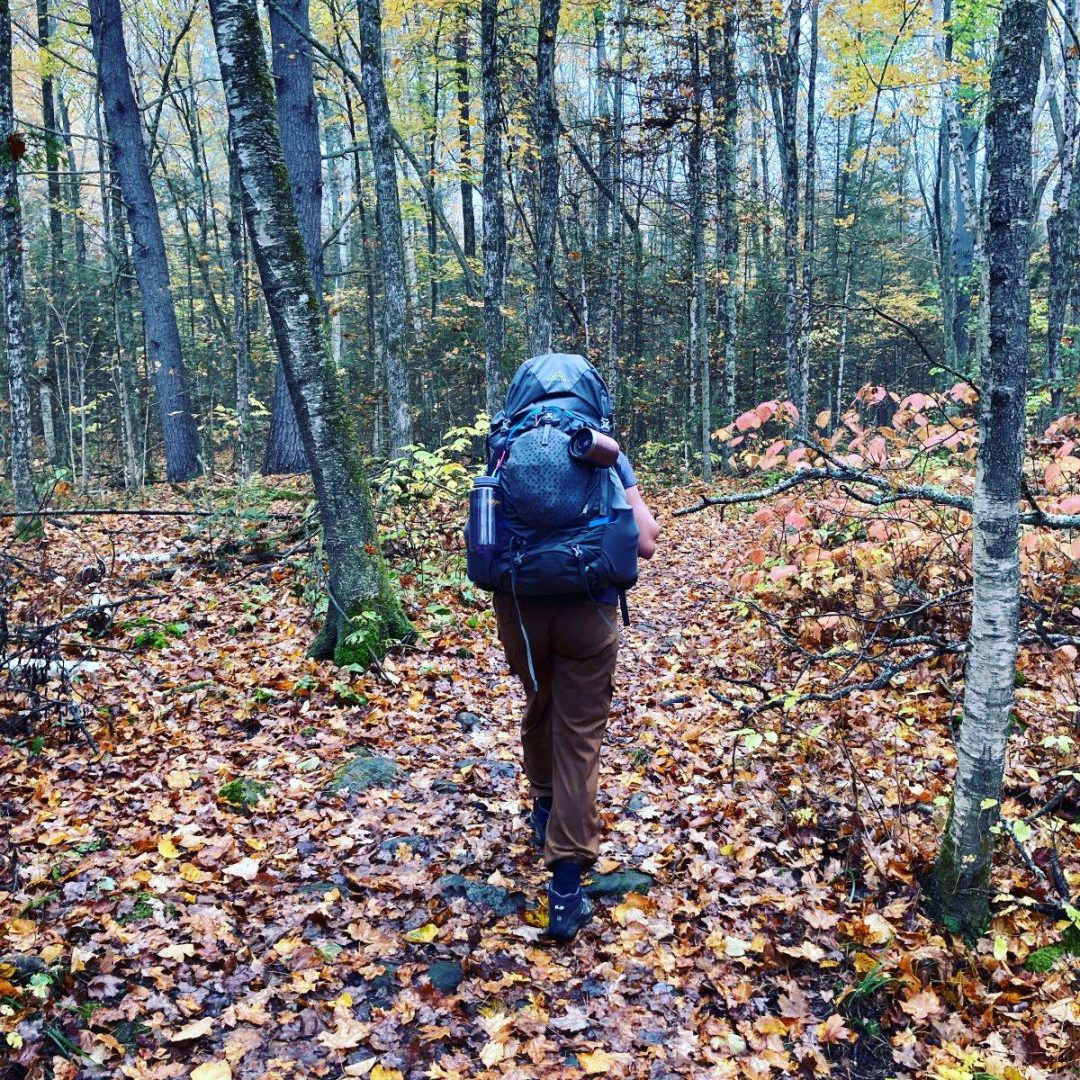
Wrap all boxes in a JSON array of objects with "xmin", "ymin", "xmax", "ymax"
[{"xmin": 465, "ymin": 354, "xmax": 639, "ymax": 609}]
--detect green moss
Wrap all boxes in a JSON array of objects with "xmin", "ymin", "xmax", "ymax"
[
  {"xmin": 328, "ymin": 752, "xmax": 398, "ymax": 793},
  {"xmin": 1025, "ymin": 944, "xmax": 1066, "ymax": 972},
  {"xmin": 924, "ymin": 825, "xmax": 993, "ymax": 943},
  {"xmin": 14, "ymin": 515, "xmax": 43, "ymax": 541},
  {"xmin": 219, "ymin": 778, "xmax": 269, "ymax": 807}
]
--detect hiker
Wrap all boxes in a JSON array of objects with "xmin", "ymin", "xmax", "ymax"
[{"xmin": 466, "ymin": 354, "xmax": 660, "ymax": 940}]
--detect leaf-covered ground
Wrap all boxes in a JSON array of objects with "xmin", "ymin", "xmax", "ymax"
[{"xmin": 1, "ymin": 480, "xmax": 1078, "ymax": 1079}]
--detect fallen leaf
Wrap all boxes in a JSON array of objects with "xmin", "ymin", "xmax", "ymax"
[
  {"xmin": 171, "ymin": 1017, "xmax": 214, "ymax": 1042},
  {"xmin": 190, "ymin": 1063, "xmax": 231, "ymax": 1080},
  {"xmin": 158, "ymin": 836, "xmax": 181, "ymax": 860},
  {"xmin": 222, "ymin": 857, "xmax": 260, "ymax": 882}
]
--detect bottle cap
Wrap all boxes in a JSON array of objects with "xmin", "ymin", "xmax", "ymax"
[{"xmin": 473, "ymin": 475, "xmax": 500, "ymax": 488}]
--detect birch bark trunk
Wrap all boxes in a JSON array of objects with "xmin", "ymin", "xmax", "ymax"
[
  {"xmin": 930, "ymin": 0, "xmax": 1046, "ymax": 940},
  {"xmin": 88, "ymin": 0, "xmax": 201, "ymax": 483},
  {"xmin": 209, "ymin": 0, "xmax": 411, "ymax": 664},
  {"xmin": 1, "ymin": 0, "xmax": 39, "ymax": 536},
  {"xmin": 263, "ymin": 0, "xmax": 320, "ymax": 475},
  {"xmin": 228, "ymin": 143, "xmax": 254, "ymax": 479}
]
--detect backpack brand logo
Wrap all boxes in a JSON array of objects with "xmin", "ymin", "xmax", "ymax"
[{"xmin": 550, "ymin": 370, "xmax": 566, "ymax": 383}]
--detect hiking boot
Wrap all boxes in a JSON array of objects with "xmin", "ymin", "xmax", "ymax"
[
  {"xmin": 544, "ymin": 883, "xmax": 593, "ymax": 942},
  {"xmin": 530, "ymin": 797, "xmax": 551, "ymax": 847}
]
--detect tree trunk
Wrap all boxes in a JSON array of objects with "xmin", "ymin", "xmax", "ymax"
[
  {"xmin": 800, "ymin": 0, "xmax": 818, "ymax": 431},
  {"xmin": 606, "ymin": 0, "xmax": 625, "ymax": 402},
  {"xmin": 480, "ymin": 0, "xmax": 506, "ymax": 414},
  {"xmin": 1045, "ymin": 0, "xmax": 1078, "ymax": 417},
  {"xmin": 708, "ymin": 2, "xmax": 738, "ymax": 467},
  {"xmin": 759, "ymin": 2, "xmax": 802, "ymax": 416},
  {"xmin": 1, "ymin": 0, "xmax": 39, "ymax": 535},
  {"xmin": 930, "ymin": 0, "xmax": 1046, "ymax": 940},
  {"xmin": 36, "ymin": 0, "xmax": 64, "ymax": 469},
  {"xmin": 357, "ymin": 0, "xmax": 413, "ymax": 452},
  {"xmin": 531, "ymin": 0, "xmax": 561, "ymax": 356},
  {"xmin": 262, "ymin": 0, "xmax": 320, "ymax": 475},
  {"xmin": 688, "ymin": 27, "xmax": 711, "ymax": 482},
  {"xmin": 228, "ymin": 143, "xmax": 254, "ymax": 479},
  {"xmin": 88, "ymin": 0, "xmax": 201, "ymax": 482},
  {"xmin": 455, "ymin": 13, "xmax": 476, "ymax": 261},
  {"xmin": 209, "ymin": 0, "xmax": 411, "ymax": 665}
]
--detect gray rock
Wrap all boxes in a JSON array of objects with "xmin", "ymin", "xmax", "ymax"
[
  {"xmin": 455, "ymin": 710, "xmax": 483, "ymax": 730},
  {"xmin": 379, "ymin": 834, "xmax": 429, "ymax": 855},
  {"xmin": 437, "ymin": 873, "xmax": 526, "ymax": 916},
  {"xmin": 584, "ymin": 869, "xmax": 653, "ymax": 899},
  {"xmin": 453, "ymin": 757, "xmax": 516, "ymax": 780},
  {"xmin": 426, "ymin": 960, "xmax": 464, "ymax": 993},
  {"xmin": 328, "ymin": 752, "xmax": 398, "ymax": 793}
]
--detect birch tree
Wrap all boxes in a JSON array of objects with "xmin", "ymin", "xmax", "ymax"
[
  {"xmin": 262, "ymin": 0, "xmax": 320, "ymax": 475},
  {"xmin": 208, "ymin": 0, "xmax": 411, "ymax": 664},
  {"xmin": 930, "ymin": 0, "xmax": 1047, "ymax": 940},
  {"xmin": 1, "ymin": 0, "xmax": 38, "ymax": 536}
]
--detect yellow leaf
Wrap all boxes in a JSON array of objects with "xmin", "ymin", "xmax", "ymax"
[
  {"xmin": 180, "ymin": 863, "xmax": 208, "ymax": 884},
  {"xmin": 370, "ymin": 1068, "xmax": 403, "ymax": 1080},
  {"xmin": 6, "ymin": 1033, "xmax": 23, "ymax": 1049},
  {"xmin": 190, "ymin": 1064, "xmax": 232, "ymax": 1080},
  {"xmin": 171, "ymin": 1016, "xmax": 214, "ymax": 1042},
  {"xmin": 993, "ymin": 935, "xmax": 1008, "ymax": 961},
  {"xmin": 404, "ymin": 923, "xmax": 439, "ymax": 944},
  {"xmin": 158, "ymin": 837, "xmax": 181, "ymax": 860},
  {"xmin": 579, "ymin": 1049, "xmax": 616, "ymax": 1074}
]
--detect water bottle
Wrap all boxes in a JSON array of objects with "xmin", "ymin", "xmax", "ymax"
[{"xmin": 468, "ymin": 476, "xmax": 500, "ymax": 553}]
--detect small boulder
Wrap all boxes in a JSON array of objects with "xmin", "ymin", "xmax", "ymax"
[
  {"xmin": 455, "ymin": 710, "xmax": 483, "ymax": 731},
  {"xmin": 328, "ymin": 752, "xmax": 398, "ymax": 793},
  {"xmin": 426, "ymin": 959, "xmax": 464, "ymax": 993},
  {"xmin": 437, "ymin": 873, "xmax": 526, "ymax": 917},
  {"xmin": 584, "ymin": 868, "xmax": 653, "ymax": 899}
]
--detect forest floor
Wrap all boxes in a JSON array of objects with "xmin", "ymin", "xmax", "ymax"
[{"xmin": 1, "ymin": 478, "xmax": 1078, "ymax": 1080}]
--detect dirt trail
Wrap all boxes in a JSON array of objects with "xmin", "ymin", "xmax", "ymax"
[{"xmin": 2, "ymin": 496, "xmax": 1076, "ymax": 1078}]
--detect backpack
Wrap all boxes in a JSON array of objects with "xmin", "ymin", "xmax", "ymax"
[{"xmin": 465, "ymin": 353, "xmax": 639, "ymax": 608}]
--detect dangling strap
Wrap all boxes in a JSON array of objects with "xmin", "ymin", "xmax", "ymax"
[
  {"xmin": 619, "ymin": 589, "xmax": 631, "ymax": 627},
  {"xmin": 511, "ymin": 568, "xmax": 539, "ymax": 693},
  {"xmin": 598, "ymin": 467, "xmax": 612, "ymax": 518}
]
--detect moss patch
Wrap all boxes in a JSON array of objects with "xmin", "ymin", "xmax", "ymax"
[
  {"xmin": 328, "ymin": 751, "xmax": 399, "ymax": 793},
  {"xmin": 219, "ymin": 778, "xmax": 269, "ymax": 807}
]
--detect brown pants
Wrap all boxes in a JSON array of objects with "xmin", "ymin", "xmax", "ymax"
[{"xmin": 493, "ymin": 592, "xmax": 619, "ymax": 868}]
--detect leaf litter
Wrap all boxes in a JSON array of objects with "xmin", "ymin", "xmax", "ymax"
[{"xmin": 0, "ymin": 477, "xmax": 1077, "ymax": 1079}]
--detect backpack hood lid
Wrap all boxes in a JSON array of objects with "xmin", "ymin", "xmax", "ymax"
[{"xmin": 503, "ymin": 353, "xmax": 612, "ymax": 424}]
